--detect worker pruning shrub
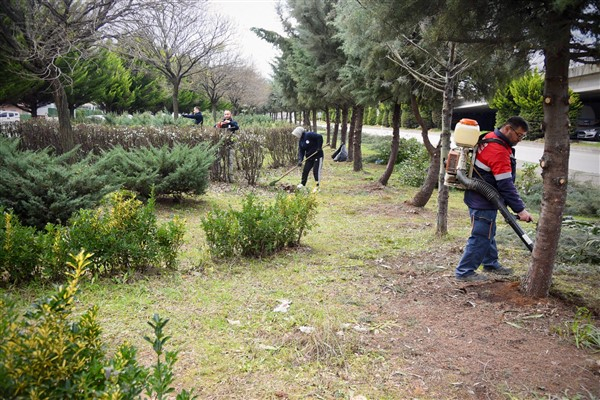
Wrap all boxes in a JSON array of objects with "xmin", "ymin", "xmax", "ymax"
[{"xmin": 202, "ymin": 191, "xmax": 318, "ymax": 258}]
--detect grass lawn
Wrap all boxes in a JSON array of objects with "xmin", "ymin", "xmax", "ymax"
[{"xmin": 3, "ymin": 142, "xmax": 599, "ymax": 399}]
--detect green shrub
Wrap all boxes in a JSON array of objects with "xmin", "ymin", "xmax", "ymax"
[
  {"xmin": 95, "ymin": 144, "xmax": 215, "ymax": 200},
  {"xmin": 519, "ymin": 178, "xmax": 600, "ymax": 217},
  {"xmin": 202, "ymin": 191, "xmax": 318, "ymax": 258},
  {"xmin": 68, "ymin": 191, "xmax": 185, "ymax": 275},
  {"xmin": 395, "ymin": 145, "xmax": 430, "ymax": 187},
  {"xmin": 0, "ymin": 191, "xmax": 184, "ymax": 285},
  {"xmin": 490, "ymin": 69, "xmax": 582, "ymax": 140},
  {"xmin": 400, "ymin": 103, "xmax": 419, "ymax": 128},
  {"xmin": 364, "ymin": 136, "xmax": 425, "ymax": 166},
  {"xmin": 0, "ymin": 207, "xmax": 71, "ymax": 285},
  {"xmin": 516, "ymin": 162, "xmax": 539, "ymax": 195},
  {"xmin": 558, "ymin": 220, "xmax": 600, "ymax": 265},
  {"xmin": 0, "ymin": 252, "xmax": 196, "ymax": 399},
  {"xmin": 0, "ymin": 208, "xmax": 42, "ymax": 284},
  {"xmin": 0, "ymin": 137, "xmax": 116, "ymax": 229}
]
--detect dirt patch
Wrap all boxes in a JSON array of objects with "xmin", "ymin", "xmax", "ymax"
[
  {"xmin": 363, "ymin": 263, "xmax": 600, "ymax": 399},
  {"xmin": 466, "ymin": 281, "xmax": 543, "ymax": 307}
]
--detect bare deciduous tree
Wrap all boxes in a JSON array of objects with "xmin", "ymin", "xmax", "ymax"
[
  {"xmin": 120, "ymin": 1, "xmax": 234, "ymax": 117},
  {"xmin": 225, "ymin": 65, "xmax": 271, "ymax": 114},
  {"xmin": 0, "ymin": 0, "xmax": 155, "ymax": 152},
  {"xmin": 192, "ymin": 52, "xmax": 241, "ymax": 121}
]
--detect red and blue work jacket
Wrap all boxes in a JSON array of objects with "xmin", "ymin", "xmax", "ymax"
[{"xmin": 464, "ymin": 129, "xmax": 526, "ymax": 213}]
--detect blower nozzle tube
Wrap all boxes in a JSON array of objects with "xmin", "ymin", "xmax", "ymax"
[{"xmin": 456, "ymin": 169, "xmax": 534, "ymax": 252}]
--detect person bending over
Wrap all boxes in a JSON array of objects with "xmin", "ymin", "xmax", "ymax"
[{"xmin": 292, "ymin": 126, "xmax": 324, "ymax": 192}]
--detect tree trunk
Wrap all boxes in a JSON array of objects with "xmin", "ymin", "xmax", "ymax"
[
  {"xmin": 211, "ymin": 103, "xmax": 218, "ymax": 123},
  {"xmin": 347, "ymin": 104, "xmax": 356, "ymax": 162},
  {"xmin": 378, "ymin": 102, "xmax": 401, "ymax": 186},
  {"xmin": 332, "ymin": 106, "xmax": 340, "ymax": 149},
  {"xmin": 325, "ymin": 105, "xmax": 331, "ymax": 145},
  {"xmin": 348, "ymin": 104, "xmax": 356, "ymax": 140},
  {"xmin": 303, "ymin": 110, "xmax": 310, "ymax": 126},
  {"xmin": 522, "ymin": 21, "xmax": 571, "ymax": 298},
  {"xmin": 312, "ymin": 108, "xmax": 317, "ymax": 132},
  {"xmin": 341, "ymin": 105, "xmax": 349, "ymax": 145},
  {"xmin": 51, "ymin": 78, "xmax": 74, "ymax": 154},
  {"xmin": 353, "ymin": 105, "xmax": 364, "ymax": 172},
  {"xmin": 435, "ymin": 44, "xmax": 456, "ymax": 237},
  {"xmin": 172, "ymin": 78, "xmax": 180, "ymax": 118},
  {"xmin": 407, "ymin": 94, "xmax": 440, "ymax": 206}
]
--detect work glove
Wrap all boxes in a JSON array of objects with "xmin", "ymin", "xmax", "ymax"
[{"xmin": 297, "ymin": 161, "xmax": 303, "ymax": 167}]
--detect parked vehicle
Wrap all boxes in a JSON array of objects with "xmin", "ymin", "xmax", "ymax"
[
  {"xmin": 574, "ymin": 126, "xmax": 600, "ymax": 141},
  {"xmin": 0, "ymin": 110, "xmax": 20, "ymax": 124}
]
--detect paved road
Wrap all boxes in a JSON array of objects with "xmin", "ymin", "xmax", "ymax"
[{"xmin": 357, "ymin": 125, "xmax": 600, "ymax": 186}]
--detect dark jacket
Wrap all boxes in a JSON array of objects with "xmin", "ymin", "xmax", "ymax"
[
  {"xmin": 181, "ymin": 111, "xmax": 203, "ymax": 125},
  {"xmin": 215, "ymin": 118, "xmax": 239, "ymax": 132},
  {"xmin": 464, "ymin": 129, "xmax": 525, "ymax": 212},
  {"xmin": 297, "ymin": 131, "xmax": 324, "ymax": 163}
]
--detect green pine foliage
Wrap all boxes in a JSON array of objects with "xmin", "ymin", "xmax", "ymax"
[
  {"xmin": 0, "ymin": 138, "xmax": 214, "ymax": 228},
  {"xmin": 201, "ymin": 191, "xmax": 318, "ymax": 258},
  {"xmin": 0, "ymin": 137, "xmax": 116, "ymax": 229},
  {"xmin": 0, "ymin": 252, "xmax": 196, "ymax": 399}
]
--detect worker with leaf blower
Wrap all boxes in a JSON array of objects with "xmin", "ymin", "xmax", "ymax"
[
  {"xmin": 292, "ymin": 126, "xmax": 324, "ymax": 192},
  {"xmin": 455, "ymin": 116, "xmax": 534, "ymax": 282}
]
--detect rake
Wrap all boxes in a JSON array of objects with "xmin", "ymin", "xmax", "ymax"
[{"xmin": 268, "ymin": 150, "xmax": 319, "ymax": 186}]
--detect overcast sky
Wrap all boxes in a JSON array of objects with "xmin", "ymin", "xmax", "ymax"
[{"xmin": 208, "ymin": 0, "xmax": 286, "ymax": 78}]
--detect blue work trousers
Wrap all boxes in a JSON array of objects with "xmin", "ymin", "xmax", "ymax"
[{"xmin": 455, "ymin": 208, "xmax": 501, "ymax": 278}]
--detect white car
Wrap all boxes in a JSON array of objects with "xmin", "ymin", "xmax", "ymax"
[
  {"xmin": 0, "ymin": 110, "xmax": 20, "ymax": 124},
  {"xmin": 575, "ymin": 126, "xmax": 600, "ymax": 141}
]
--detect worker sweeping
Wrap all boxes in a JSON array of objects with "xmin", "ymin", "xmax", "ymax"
[{"xmin": 291, "ymin": 126, "xmax": 324, "ymax": 192}]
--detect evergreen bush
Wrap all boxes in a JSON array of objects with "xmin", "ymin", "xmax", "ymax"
[
  {"xmin": 0, "ymin": 252, "xmax": 196, "ymax": 399},
  {"xmin": 0, "ymin": 137, "xmax": 116, "ymax": 229},
  {"xmin": 490, "ymin": 69, "xmax": 582, "ymax": 140},
  {"xmin": 95, "ymin": 144, "xmax": 215, "ymax": 200},
  {"xmin": 0, "ymin": 208, "xmax": 42, "ymax": 284},
  {"xmin": 201, "ymin": 191, "xmax": 318, "ymax": 258},
  {"xmin": 395, "ymin": 145, "xmax": 430, "ymax": 187},
  {"xmin": 365, "ymin": 136, "xmax": 424, "ymax": 166},
  {"xmin": 0, "ymin": 191, "xmax": 185, "ymax": 285},
  {"xmin": 400, "ymin": 103, "xmax": 419, "ymax": 128}
]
